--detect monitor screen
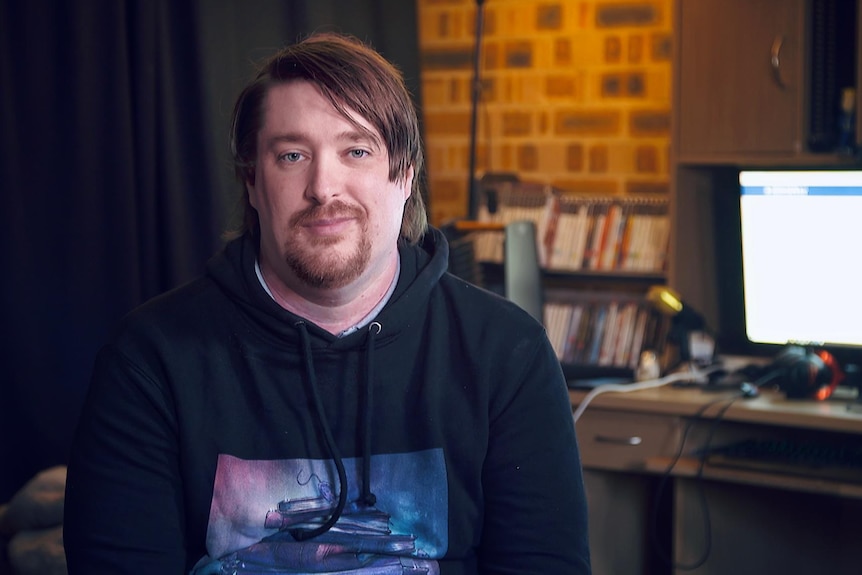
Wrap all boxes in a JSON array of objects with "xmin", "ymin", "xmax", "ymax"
[{"xmin": 738, "ymin": 170, "xmax": 862, "ymax": 352}]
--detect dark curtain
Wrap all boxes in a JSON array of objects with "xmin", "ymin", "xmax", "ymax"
[{"xmin": 0, "ymin": 0, "xmax": 421, "ymax": 501}]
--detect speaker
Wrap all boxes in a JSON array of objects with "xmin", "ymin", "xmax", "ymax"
[{"xmin": 503, "ymin": 220, "xmax": 543, "ymax": 323}]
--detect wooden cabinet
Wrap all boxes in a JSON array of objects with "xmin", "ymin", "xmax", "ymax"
[
  {"xmin": 572, "ymin": 387, "xmax": 862, "ymax": 575},
  {"xmin": 677, "ymin": 0, "xmax": 805, "ymax": 157},
  {"xmin": 675, "ymin": 0, "xmax": 862, "ymax": 161},
  {"xmin": 670, "ymin": 0, "xmax": 862, "ymax": 335}
]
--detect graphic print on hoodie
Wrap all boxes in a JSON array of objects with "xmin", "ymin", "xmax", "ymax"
[{"xmin": 194, "ymin": 450, "xmax": 447, "ymax": 574}]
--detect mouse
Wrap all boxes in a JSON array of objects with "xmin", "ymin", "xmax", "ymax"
[{"xmin": 739, "ymin": 382, "xmax": 759, "ymax": 398}]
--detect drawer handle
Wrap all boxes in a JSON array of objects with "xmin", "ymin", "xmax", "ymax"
[{"xmin": 594, "ymin": 435, "xmax": 642, "ymax": 446}]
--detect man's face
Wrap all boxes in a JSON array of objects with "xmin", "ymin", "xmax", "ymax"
[{"xmin": 248, "ymin": 80, "xmax": 413, "ymax": 291}]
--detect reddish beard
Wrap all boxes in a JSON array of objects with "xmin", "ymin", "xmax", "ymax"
[{"xmin": 283, "ymin": 201, "xmax": 371, "ymax": 289}]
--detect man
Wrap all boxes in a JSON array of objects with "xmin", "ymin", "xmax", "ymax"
[{"xmin": 64, "ymin": 32, "xmax": 591, "ymax": 574}]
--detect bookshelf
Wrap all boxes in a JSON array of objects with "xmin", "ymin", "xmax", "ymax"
[
  {"xmin": 472, "ymin": 181, "xmax": 670, "ymax": 274},
  {"xmin": 545, "ymin": 291, "xmax": 670, "ymax": 379},
  {"xmin": 464, "ymin": 179, "xmax": 673, "ymax": 380}
]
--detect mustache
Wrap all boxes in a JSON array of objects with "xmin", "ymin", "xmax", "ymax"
[{"xmin": 290, "ymin": 201, "xmax": 364, "ymax": 227}]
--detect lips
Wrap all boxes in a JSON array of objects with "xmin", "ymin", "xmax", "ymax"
[{"xmin": 303, "ymin": 214, "xmax": 352, "ymax": 227}]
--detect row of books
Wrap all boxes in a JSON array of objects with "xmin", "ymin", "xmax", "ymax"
[
  {"xmin": 544, "ymin": 298, "xmax": 670, "ymax": 369},
  {"xmin": 547, "ymin": 195, "xmax": 670, "ymax": 273},
  {"xmin": 473, "ymin": 182, "xmax": 670, "ymax": 274}
]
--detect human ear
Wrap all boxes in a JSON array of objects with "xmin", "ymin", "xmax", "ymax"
[
  {"xmin": 401, "ymin": 166, "xmax": 415, "ymax": 200},
  {"xmin": 246, "ymin": 171, "xmax": 259, "ymax": 210}
]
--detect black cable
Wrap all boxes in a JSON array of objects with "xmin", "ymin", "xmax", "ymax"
[{"xmin": 649, "ymin": 391, "xmax": 744, "ymax": 570}]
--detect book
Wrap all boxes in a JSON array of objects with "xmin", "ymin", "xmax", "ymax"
[
  {"xmin": 598, "ymin": 202, "xmax": 623, "ymax": 270},
  {"xmin": 570, "ymin": 303, "xmax": 596, "ymax": 364},
  {"xmin": 561, "ymin": 304, "xmax": 585, "ymax": 363},
  {"xmin": 475, "ymin": 185, "xmax": 670, "ymax": 275},
  {"xmin": 627, "ymin": 305, "xmax": 649, "ymax": 368},
  {"xmin": 587, "ymin": 305, "xmax": 608, "ymax": 364},
  {"xmin": 612, "ymin": 302, "xmax": 638, "ymax": 367}
]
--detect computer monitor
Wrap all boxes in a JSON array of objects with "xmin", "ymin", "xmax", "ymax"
[{"xmin": 735, "ymin": 169, "xmax": 862, "ymax": 366}]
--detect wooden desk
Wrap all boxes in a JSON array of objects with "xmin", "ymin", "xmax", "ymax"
[{"xmin": 571, "ymin": 385, "xmax": 862, "ymax": 575}]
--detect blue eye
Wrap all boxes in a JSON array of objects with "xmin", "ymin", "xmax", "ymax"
[
  {"xmin": 280, "ymin": 152, "xmax": 302, "ymax": 162},
  {"xmin": 350, "ymin": 149, "xmax": 369, "ymax": 158}
]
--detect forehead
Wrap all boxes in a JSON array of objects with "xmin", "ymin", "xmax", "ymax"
[{"xmin": 260, "ymin": 80, "xmax": 380, "ymax": 141}]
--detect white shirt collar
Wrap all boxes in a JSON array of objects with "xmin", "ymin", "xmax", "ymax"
[{"xmin": 254, "ymin": 257, "xmax": 401, "ymax": 338}]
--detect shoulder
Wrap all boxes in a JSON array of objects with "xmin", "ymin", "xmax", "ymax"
[
  {"xmin": 431, "ymin": 272, "xmax": 554, "ymax": 385},
  {"xmin": 127, "ymin": 276, "xmax": 218, "ymax": 324},
  {"xmin": 110, "ymin": 275, "xmax": 228, "ymax": 351},
  {"xmin": 436, "ymin": 272, "xmax": 545, "ymax": 335}
]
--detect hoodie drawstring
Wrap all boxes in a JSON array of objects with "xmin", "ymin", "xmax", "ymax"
[
  {"xmin": 289, "ymin": 320, "xmax": 378, "ymax": 541},
  {"xmin": 360, "ymin": 322, "xmax": 380, "ymax": 507},
  {"xmin": 290, "ymin": 322, "xmax": 348, "ymax": 541}
]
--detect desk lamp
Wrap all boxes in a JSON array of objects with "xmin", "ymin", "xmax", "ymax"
[{"xmin": 647, "ymin": 285, "xmax": 715, "ymax": 368}]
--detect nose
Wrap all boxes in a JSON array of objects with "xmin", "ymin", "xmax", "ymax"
[{"xmin": 304, "ymin": 154, "xmax": 343, "ymax": 205}]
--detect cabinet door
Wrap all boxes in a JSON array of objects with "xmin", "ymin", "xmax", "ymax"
[
  {"xmin": 677, "ymin": 0, "xmax": 804, "ymax": 156},
  {"xmin": 583, "ymin": 470, "xmax": 655, "ymax": 575}
]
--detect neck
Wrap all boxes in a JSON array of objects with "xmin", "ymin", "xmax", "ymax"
[{"xmin": 260, "ymin": 252, "xmax": 399, "ymax": 335}]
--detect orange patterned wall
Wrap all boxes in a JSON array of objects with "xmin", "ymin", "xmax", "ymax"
[{"xmin": 417, "ymin": 0, "xmax": 674, "ymax": 225}]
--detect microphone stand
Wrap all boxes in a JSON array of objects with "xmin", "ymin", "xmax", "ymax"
[{"xmin": 467, "ymin": 0, "xmax": 486, "ymax": 219}]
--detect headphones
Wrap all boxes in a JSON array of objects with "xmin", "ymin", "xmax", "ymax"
[{"xmin": 767, "ymin": 345, "xmax": 844, "ymax": 400}]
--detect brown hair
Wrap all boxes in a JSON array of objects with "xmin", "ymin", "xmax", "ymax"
[{"xmin": 228, "ymin": 32, "xmax": 427, "ymax": 243}]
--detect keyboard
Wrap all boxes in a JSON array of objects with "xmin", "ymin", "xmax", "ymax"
[{"xmin": 703, "ymin": 437, "xmax": 862, "ymax": 483}]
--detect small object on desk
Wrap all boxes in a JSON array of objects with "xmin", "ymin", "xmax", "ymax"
[
  {"xmin": 636, "ymin": 349, "xmax": 661, "ymax": 382},
  {"xmin": 739, "ymin": 382, "xmax": 759, "ymax": 398},
  {"xmin": 688, "ymin": 330, "xmax": 715, "ymax": 365}
]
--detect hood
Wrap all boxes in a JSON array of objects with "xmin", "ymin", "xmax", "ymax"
[
  {"xmin": 203, "ymin": 227, "xmax": 449, "ymax": 540},
  {"xmin": 205, "ymin": 227, "xmax": 449, "ymax": 349}
]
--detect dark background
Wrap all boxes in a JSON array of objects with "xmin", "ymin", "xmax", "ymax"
[{"xmin": 0, "ymin": 0, "xmax": 421, "ymax": 502}]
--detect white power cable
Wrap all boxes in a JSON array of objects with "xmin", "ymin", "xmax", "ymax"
[{"xmin": 572, "ymin": 366, "xmax": 719, "ymax": 423}]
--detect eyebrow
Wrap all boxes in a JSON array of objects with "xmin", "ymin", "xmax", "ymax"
[{"xmin": 266, "ymin": 129, "xmax": 382, "ymax": 149}]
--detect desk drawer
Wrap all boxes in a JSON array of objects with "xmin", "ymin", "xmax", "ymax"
[{"xmin": 575, "ymin": 409, "xmax": 681, "ymax": 471}]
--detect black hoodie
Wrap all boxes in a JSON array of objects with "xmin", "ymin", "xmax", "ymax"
[{"xmin": 64, "ymin": 227, "xmax": 591, "ymax": 574}]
